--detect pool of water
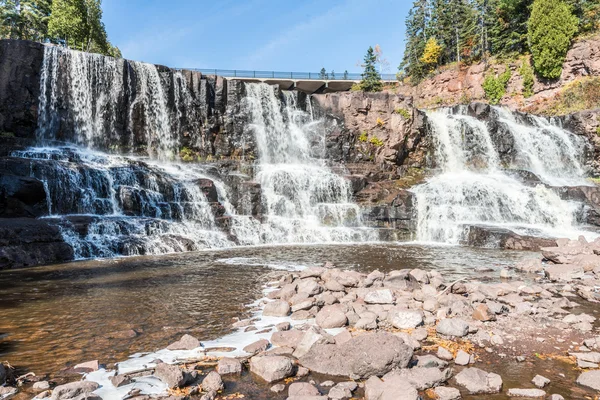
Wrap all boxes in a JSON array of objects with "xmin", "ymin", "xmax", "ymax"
[{"xmin": 0, "ymin": 243, "xmax": 537, "ymax": 377}]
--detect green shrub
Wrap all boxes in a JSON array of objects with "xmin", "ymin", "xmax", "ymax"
[
  {"xmin": 179, "ymin": 147, "xmax": 197, "ymax": 162},
  {"xmin": 519, "ymin": 60, "xmax": 535, "ymax": 98},
  {"xmin": 394, "ymin": 108, "xmax": 412, "ymax": 120},
  {"xmin": 0, "ymin": 131, "xmax": 15, "ymax": 138},
  {"xmin": 483, "ymin": 68, "xmax": 512, "ymax": 105},
  {"xmin": 358, "ymin": 131, "xmax": 368, "ymax": 142},
  {"xmin": 545, "ymin": 77, "xmax": 600, "ymax": 115},
  {"xmin": 350, "ymin": 83, "xmax": 362, "ymax": 92}
]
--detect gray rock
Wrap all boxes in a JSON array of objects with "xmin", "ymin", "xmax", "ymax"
[
  {"xmin": 433, "ymin": 386, "xmax": 461, "ymax": 400},
  {"xmin": 416, "ymin": 355, "xmax": 448, "ymax": 368},
  {"xmin": 270, "ymin": 384, "xmax": 285, "ymax": 393},
  {"xmin": 507, "ymin": 388, "xmax": 546, "ymax": 397},
  {"xmin": 293, "ymin": 327, "xmax": 328, "ymax": 358},
  {"xmin": 532, "ymin": 375, "xmax": 550, "ymax": 388},
  {"xmin": 154, "ymin": 363, "xmax": 188, "ymax": 389},
  {"xmin": 167, "ymin": 334, "xmax": 201, "ymax": 351},
  {"xmin": 364, "ymin": 375, "xmax": 419, "ymax": 400},
  {"xmin": 33, "ymin": 381, "xmax": 51, "ymax": 391},
  {"xmin": 201, "ymin": 371, "xmax": 224, "ymax": 392},
  {"xmin": 216, "ymin": 357, "xmax": 242, "ymax": 375},
  {"xmin": 271, "ymin": 329, "xmax": 304, "ymax": 348},
  {"xmin": 437, "ymin": 318, "xmax": 469, "ymax": 337},
  {"xmin": 276, "ymin": 322, "xmax": 291, "ymax": 331},
  {"xmin": 386, "ymin": 367, "xmax": 452, "ymax": 390},
  {"xmin": 437, "ymin": 346, "xmax": 454, "ymax": 361},
  {"xmin": 316, "ymin": 305, "xmax": 348, "ymax": 329},
  {"xmin": 249, "ymin": 355, "xmax": 294, "ymax": 382},
  {"xmin": 576, "ymin": 370, "xmax": 600, "ymax": 391},
  {"xmin": 50, "ymin": 381, "xmax": 99, "ymax": 400},
  {"xmin": 364, "ymin": 289, "xmax": 395, "ymax": 304},
  {"xmin": 297, "ymin": 279, "xmax": 323, "ymax": 296},
  {"xmin": 328, "ymin": 382, "xmax": 357, "ymax": 400},
  {"xmin": 388, "ymin": 308, "xmax": 423, "ymax": 329},
  {"xmin": 455, "ymin": 368, "xmax": 503, "ymax": 394},
  {"xmin": 454, "ymin": 350, "xmax": 471, "ymax": 366},
  {"xmin": 108, "ymin": 375, "xmax": 131, "ymax": 388},
  {"xmin": 299, "ymin": 332, "xmax": 413, "ymax": 379},
  {"xmin": 355, "ymin": 312, "xmax": 378, "ymax": 330},
  {"xmin": 200, "ymin": 390, "xmax": 216, "ymax": 400},
  {"xmin": 549, "ymin": 395, "xmax": 565, "ymax": 400},
  {"xmin": 288, "ymin": 382, "xmax": 321, "ymax": 396},
  {"xmin": 263, "ymin": 300, "xmax": 291, "ymax": 317},
  {"xmin": 0, "ymin": 387, "xmax": 18, "ymax": 400},
  {"xmin": 243, "ymin": 338, "xmax": 270, "ymax": 354}
]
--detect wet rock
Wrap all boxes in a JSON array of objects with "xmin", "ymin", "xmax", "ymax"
[
  {"xmin": 243, "ymin": 339, "xmax": 270, "ymax": 354},
  {"xmin": 507, "ymin": 388, "xmax": 546, "ymax": 397},
  {"xmin": 387, "ymin": 367, "xmax": 452, "ymax": 390},
  {"xmin": 154, "ymin": 363, "xmax": 187, "ymax": 389},
  {"xmin": 328, "ymin": 382, "xmax": 357, "ymax": 400},
  {"xmin": 216, "ymin": 357, "xmax": 242, "ymax": 375},
  {"xmin": 531, "ymin": 375, "xmax": 550, "ymax": 388},
  {"xmin": 437, "ymin": 318, "xmax": 469, "ymax": 337},
  {"xmin": 288, "ymin": 382, "xmax": 320, "ymax": 396},
  {"xmin": 263, "ymin": 300, "xmax": 291, "ymax": 317},
  {"xmin": 50, "ymin": 381, "xmax": 99, "ymax": 400},
  {"xmin": 433, "ymin": 386, "xmax": 461, "ymax": 400},
  {"xmin": 201, "ymin": 371, "xmax": 224, "ymax": 392},
  {"xmin": 316, "ymin": 305, "xmax": 348, "ymax": 328},
  {"xmin": 33, "ymin": 381, "xmax": 51, "ymax": 391},
  {"xmin": 455, "ymin": 368, "xmax": 503, "ymax": 394},
  {"xmin": 576, "ymin": 370, "xmax": 600, "ymax": 391},
  {"xmin": 364, "ymin": 289, "xmax": 395, "ymax": 304},
  {"xmin": 249, "ymin": 355, "xmax": 294, "ymax": 382},
  {"xmin": 270, "ymin": 384, "xmax": 285, "ymax": 393},
  {"xmin": 109, "ymin": 374, "xmax": 132, "ymax": 388},
  {"xmin": 167, "ymin": 334, "xmax": 201, "ymax": 350},
  {"xmin": 299, "ymin": 332, "xmax": 413, "ymax": 379},
  {"xmin": 387, "ymin": 308, "xmax": 423, "ymax": 329},
  {"xmin": 364, "ymin": 375, "xmax": 419, "ymax": 400}
]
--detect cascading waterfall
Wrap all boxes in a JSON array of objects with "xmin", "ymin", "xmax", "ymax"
[
  {"xmin": 413, "ymin": 106, "xmax": 593, "ymax": 244},
  {"xmin": 228, "ymin": 83, "xmax": 378, "ymax": 245}
]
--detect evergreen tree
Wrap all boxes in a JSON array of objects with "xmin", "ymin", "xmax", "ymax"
[
  {"xmin": 399, "ymin": 0, "xmax": 430, "ymax": 83},
  {"xmin": 360, "ymin": 46, "xmax": 383, "ymax": 92},
  {"xmin": 566, "ymin": 0, "xmax": 600, "ymax": 33},
  {"xmin": 489, "ymin": 0, "xmax": 533, "ymax": 56},
  {"xmin": 319, "ymin": 67, "xmax": 327, "ymax": 79},
  {"xmin": 331, "ymin": 70, "xmax": 335, "ymax": 80},
  {"xmin": 528, "ymin": 0, "xmax": 578, "ymax": 79},
  {"xmin": 343, "ymin": 70, "xmax": 349, "ymax": 80},
  {"xmin": 0, "ymin": 0, "xmax": 52, "ymax": 40}
]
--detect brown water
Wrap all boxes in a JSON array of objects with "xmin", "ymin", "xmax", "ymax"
[{"xmin": 0, "ymin": 243, "xmax": 536, "ymax": 377}]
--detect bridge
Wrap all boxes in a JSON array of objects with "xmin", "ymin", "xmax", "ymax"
[{"xmin": 182, "ymin": 68, "xmax": 398, "ymax": 94}]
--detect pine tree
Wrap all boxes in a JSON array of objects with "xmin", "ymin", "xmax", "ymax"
[
  {"xmin": 489, "ymin": 0, "xmax": 533, "ymax": 56},
  {"xmin": 528, "ymin": 0, "xmax": 578, "ymax": 79},
  {"xmin": 399, "ymin": 0, "xmax": 430, "ymax": 83},
  {"xmin": 360, "ymin": 46, "xmax": 383, "ymax": 92},
  {"xmin": 0, "ymin": 0, "xmax": 52, "ymax": 40},
  {"xmin": 319, "ymin": 67, "xmax": 327, "ymax": 79}
]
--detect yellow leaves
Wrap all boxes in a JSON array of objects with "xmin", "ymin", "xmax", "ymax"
[
  {"xmin": 376, "ymin": 117, "xmax": 385, "ymax": 127},
  {"xmin": 420, "ymin": 37, "xmax": 442, "ymax": 66}
]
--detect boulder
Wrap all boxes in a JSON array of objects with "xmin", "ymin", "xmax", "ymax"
[
  {"xmin": 109, "ymin": 375, "xmax": 131, "ymax": 388},
  {"xmin": 33, "ymin": 381, "xmax": 51, "ymax": 391},
  {"xmin": 472, "ymin": 304, "xmax": 496, "ymax": 322},
  {"xmin": 576, "ymin": 370, "xmax": 600, "ymax": 391},
  {"xmin": 299, "ymin": 332, "xmax": 413, "ymax": 379},
  {"xmin": 271, "ymin": 329, "xmax": 304, "ymax": 348},
  {"xmin": 216, "ymin": 358, "xmax": 242, "ymax": 375},
  {"xmin": 288, "ymin": 382, "xmax": 321, "ymax": 396},
  {"xmin": 455, "ymin": 368, "xmax": 502, "ymax": 394},
  {"xmin": 328, "ymin": 382, "xmax": 357, "ymax": 400},
  {"xmin": 454, "ymin": 350, "xmax": 471, "ymax": 366},
  {"xmin": 387, "ymin": 367, "xmax": 452, "ymax": 390},
  {"xmin": 263, "ymin": 300, "xmax": 291, "ymax": 317},
  {"xmin": 167, "ymin": 334, "xmax": 201, "ymax": 350},
  {"xmin": 249, "ymin": 355, "xmax": 294, "ymax": 383},
  {"xmin": 364, "ymin": 289, "xmax": 395, "ymax": 304},
  {"xmin": 50, "ymin": 381, "xmax": 99, "ymax": 400},
  {"xmin": 532, "ymin": 375, "xmax": 550, "ymax": 388},
  {"xmin": 437, "ymin": 318, "xmax": 469, "ymax": 337},
  {"xmin": 293, "ymin": 326, "xmax": 329, "ymax": 358},
  {"xmin": 243, "ymin": 339, "xmax": 270, "ymax": 354},
  {"xmin": 201, "ymin": 371, "xmax": 224, "ymax": 392},
  {"xmin": 433, "ymin": 386, "xmax": 461, "ymax": 400},
  {"xmin": 73, "ymin": 360, "xmax": 99, "ymax": 372},
  {"xmin": 364, "ymin": 375, "xmax": 419, "ymax": 400},
  {"xmin": 388, "ymin": 308, "xmax": 423, "ymax": 329},
  {"xmin": 154, "ymin": 363, "xmax": 187, "ymax": 389},
  {"xmin": 316, "ymin": 304, "xmax": 348, "ymax": 328}
]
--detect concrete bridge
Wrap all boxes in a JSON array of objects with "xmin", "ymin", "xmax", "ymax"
[{"xmin": 183, "ymin": 68, "xmax": 398, "ymax": 94}]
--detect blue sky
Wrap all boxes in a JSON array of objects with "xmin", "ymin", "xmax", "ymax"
[{"xmin": 102, "ymin": 0, "xmax": 410, "ymax": 74}]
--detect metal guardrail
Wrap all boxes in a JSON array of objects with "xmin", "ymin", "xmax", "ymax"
[{"xmin": 180, "ymin": 68, "xmax": 398, "ymax": 81}]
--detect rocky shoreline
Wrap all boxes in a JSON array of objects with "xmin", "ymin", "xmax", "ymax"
[{"xmin": 2, "ymin": 238, "xmax": 600, "ymax": 400}]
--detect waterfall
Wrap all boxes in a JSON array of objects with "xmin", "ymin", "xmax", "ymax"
[
  {"xmin": 228, "ymin": 83, "xmax": 378, "ymax": 245},
  {"xmin": 412, "ymin": 107, "xmax": 593, "ymax": 244}
]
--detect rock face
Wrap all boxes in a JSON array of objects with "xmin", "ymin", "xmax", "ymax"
[{"xmin": 299, "ymin": 332, "xmax": 413, "ymax": 379}]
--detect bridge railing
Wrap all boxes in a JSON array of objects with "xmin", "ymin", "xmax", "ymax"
[{"xmin": 181, "ymin": 68, "xmax": 398, "ymax": 81}]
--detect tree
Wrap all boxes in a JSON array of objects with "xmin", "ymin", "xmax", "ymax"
[
  {"xmin": 319, "ymin": 67, "xmax": 327, "ymax": 79},
  {"xmin": 343, "ymin": 70, "xmax": 349, "ymax": 80},
  {"xmin": 399, "ymin": 0, "xmax": 431, "ymax": 83},
  {"xmin": 330, "ymin": 70, "xmax": 335, "ymax": 80},
  {"xmin": 360, "ymin": 46, "xmax": 383, "ymax": 92},
  {"xmin": 0, "ymin": 0, "xmax": 52, "ymax": 40},
  {"xmin": 420, "ymin": 37, "xmax": 442, "ymax": 67},
  {"xmin": 489, "ymin": 0, "xmax": 533, "ymax": 56},
  {"xmin": 528, "ymin": 0, "xmax": 578, "ymax": 79},
  {"xmin": 566, "ymin": 0, "xmax": 600, "ymax": 33}
]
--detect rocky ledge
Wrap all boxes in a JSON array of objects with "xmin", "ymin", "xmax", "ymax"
[{"xmin": 4, "ymin": 237, "xmax": 600, "ymax": 400}]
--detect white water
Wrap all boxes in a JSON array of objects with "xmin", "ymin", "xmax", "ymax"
[
  {"xmin": 228, "ymin": 83, "xmax": 378, "ymax": 245},
  {"xmin": 413, "ymin": 107, "xmax": 594, "ymax": 244}
]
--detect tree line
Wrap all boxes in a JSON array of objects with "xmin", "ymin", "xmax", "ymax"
[
  {"xmin": 0, "ymin": 0, "xmax": 121, "ymax": 57},
  {"xmin": 400, "ymin": 0, "xmax": 599, "ymax": 82}
]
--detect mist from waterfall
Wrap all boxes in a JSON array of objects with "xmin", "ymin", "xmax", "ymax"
[{"xmin": 412, "ymin": 106, "xmax": 594, "ymax": 244}]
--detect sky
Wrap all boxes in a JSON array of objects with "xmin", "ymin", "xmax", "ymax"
[{"xmin": 102, "ymin": 0, "xmax": 411, "ymax": 74}]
